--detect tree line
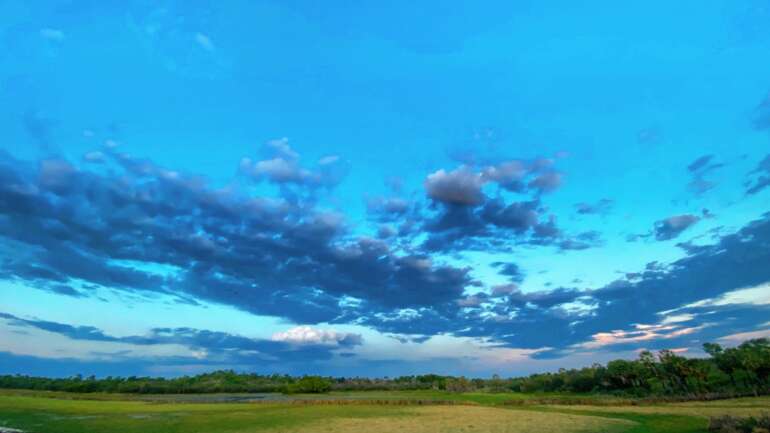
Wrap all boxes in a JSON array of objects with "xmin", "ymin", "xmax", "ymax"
[{"xmin": 0, "ymin": 339, "xmax": 767, "ymax": 396}]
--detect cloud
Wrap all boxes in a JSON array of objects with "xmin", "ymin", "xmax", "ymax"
[
  {"xmin": 490, "ymin": 262, "xmax": 524, "ymax": 283},
  {"xmin": 528, "ymin": 172, "xmax": 563, "ymax": 194},
  {"xmin": 271, "ymin": 326, "xmax": 362, "ymax": 347},
  {"xmin": 414, "ymin": 159, "xmax": 580, "ymax": 253},
  {"xmin": 677, "ymin": 282, "xmax": 770, "ymax": 309},
  {"xmin": 577, "ymin": 322, "xmax": 706, "ymax": 350},
  {"xmin": 0, "ymin": 312, "xmax": 354, "ymax": 365},
  {"xmin": 424, "ymin": 167, "xmax": 485, "ymax": 206},
  {"xmin": 318, "ymin": 155, "xmax": 340, "ymax": 165},
  {"xmin": 686, "ymin": 154, "xmax": 724, "ymax": 196},
  {"xmin": 688, "ymin": 155, "xmax": 715, "ymax": 172},
  {"xmin": 3, "ymin": 148, "xmax": 768, "ymax": 362},
  {"xmin": 481, "ymin": 160, "xmax": 527, "ymax": 192},
  {"xmin": 366, "ymin": 196, "xmax": 411, "ymax": 220},
  {"xmin": 719, "ymin": 328, "xmax": 770, "ymax": 343},
  {"xmin": 574, "ymin": 199, "xmax": 614, "ymax": 215},
  {"xmin": 421, "ymin": 212, "xmax": 770, "ymax": 355},
  {"xmin": 653, "ymin": 214, "xmax": 700, "ymax": 241},
  {"xmin": 490, "ymin": 283, "xmax": 518, "ymax": 297},
  {"xmin": 83, "ymin": 151, "xmax": 106, "ymax": 163},
  {"xmin": 0, "ymin": 150, "xmax": 472, "ymax": 326},
  {"xmin": 746, "ymin": 154, "xmax": 770, "ymax": 195},
  {"xmin": 239, "ymin": 138, "xmax": 348, "ymax": 189}
]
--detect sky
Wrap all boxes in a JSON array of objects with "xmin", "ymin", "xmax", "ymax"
[{"xmin": 1, "ymin": 0, "xmax": 770, "ymax": 378}]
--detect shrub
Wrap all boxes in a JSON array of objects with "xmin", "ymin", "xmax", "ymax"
[
  {"xmin": 709, "ymin": 414, "xmax": 770, "ymax": 433},
  {"xmin": 285, "ymin": 376, "xmax": 332, "ymax": 394}
]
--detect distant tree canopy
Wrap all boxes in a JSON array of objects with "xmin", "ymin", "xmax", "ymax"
[
  {"xmin": 0, "ymin": 339, "xmax": 768, "ymax": 397},
  {"xmin": 284, "ymin": 376, "xmax": 332, "ymax": 394}
]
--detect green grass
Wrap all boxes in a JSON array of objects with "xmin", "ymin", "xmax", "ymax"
[{"xmin": 0, "ymin": 389, "xmax": 766, "ymax": 432}]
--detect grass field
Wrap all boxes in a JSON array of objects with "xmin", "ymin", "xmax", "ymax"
[{"xmin": 0, "ymin": 390, "xmax": 767, "ymax": 433}]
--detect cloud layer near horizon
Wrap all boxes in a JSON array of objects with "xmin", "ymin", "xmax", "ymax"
[{"xmin": 1, "ymin": 143, "xmax": 770, "ymax": 375}]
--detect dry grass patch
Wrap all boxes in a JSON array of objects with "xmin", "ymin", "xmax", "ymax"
[
  {"xmin": 547, "ymin": 402, "xmax": 769, "ymax": 419},
  {"xmin": 264, "ymin": 405, "xmax": 634, "ymax": 433}
]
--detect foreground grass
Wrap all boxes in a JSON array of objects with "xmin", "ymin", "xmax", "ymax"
[
  {"xmin": 0, "ymin": 394, "xmax": 630, "ymax": 433},
  {"xmin": 0, "ymin": 390, "xmax": 766, "ymax": 432}
]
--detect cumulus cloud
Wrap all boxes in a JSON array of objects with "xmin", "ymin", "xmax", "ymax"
[
  {"xmin": 0, "ymin": 150, "xmax": 472, "ymax": 326},
  {"xmin": 481, "ymin": 160, "xmax": 527, "ymax": 191},
  {"xmin": 271, "ymin": 326, "xmax": 362, "ymax": 346},
  {"xmin": 3, "ymin": 147, "xmax": 768, "ymax": 362},
  {"xmin": 424, "ymin": 167, "xmax": 485, "ymax": 205},
  {"xmin": 240, "ymin": 138, "xmax": 348, "ymax": 189}
]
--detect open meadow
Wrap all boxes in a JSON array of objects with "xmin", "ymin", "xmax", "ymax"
[{"xmin": 1, "ymin": 390, "xmax": 768, "ymax": 433}]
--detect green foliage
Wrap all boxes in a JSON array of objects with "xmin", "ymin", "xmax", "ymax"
[
  {"xmin": 508, "ymin": 339, "xmax": 770, "ymax": 397},
  {"xmin": 285, "ymin": 376, "xmax": 332, "ymax": 394},
  {"xmin": 0, "ymin": 338, "xmax": 768, "ymax": 398},
  {"xmin": 444, "ymin": 376, "xmax": 475, "ymax": 393},
  {"xmin": 709, "ymin": 414, "xmax": 770, "ymax": 433}
]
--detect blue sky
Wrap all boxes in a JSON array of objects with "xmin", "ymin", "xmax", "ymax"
[{"xmin": 1, "ymin": 0, "xmax": 770, "ymax": 378}]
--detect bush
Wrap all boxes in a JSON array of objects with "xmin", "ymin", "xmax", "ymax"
[
  {"xmin": 285, "ymin": 376, "xmax": 332, "ymax": 394},
  {"xmin": 709, "ymin": 414, "xmax": 770, "ymax": 433}
]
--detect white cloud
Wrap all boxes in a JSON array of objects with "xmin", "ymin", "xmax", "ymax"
[
  {"xmin": 683, "ymin": 283, "xmax": 770, "ymax": 309},
  {"xmin": 318, "ymin": 155, "xmax": 340, "ymax": 165},
  {"xmin": 718, "ymin": 328, "xmax": 770, "ymax": 343},
  {"xmin": 577, "ymin": 322, "xmax": 707, "ymax": 350},
  {"xmin": 660, "ymin": 313, "xmax": 695, "ymax": 325},
  {"xmin": 272, "ymin": 326, "xmax": 362, "ymax": 346}
]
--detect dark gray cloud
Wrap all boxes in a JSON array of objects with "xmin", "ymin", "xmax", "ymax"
[
  {"xmin": 0, "ymin": 149, "xmax": 473, "ymax": 325},
  {"xmin": 415, "ymin": 159, "xmax": 582, "ymax": 253},
  {"xmin": 3, "ymin": 147, "xmax": 768, "ymax": 361},
  {"xmin": 653, "ymin": 214, "xmax": 700, "ymax": 241},
  {"xmin": 491, "ymin": 262, "xmax": 524, "ymax": 283},
  {"xmin": 367, "ymin": 212, "xmax": 770, "ymax": 355},
  {"xmin": 420, "ymin": 198, "xmax": 592, "ymax": 253}
]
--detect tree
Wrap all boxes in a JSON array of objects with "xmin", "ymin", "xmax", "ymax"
[{"xmin": 285, "ymin": 376, "xmax": 332, "ymax": 394}]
